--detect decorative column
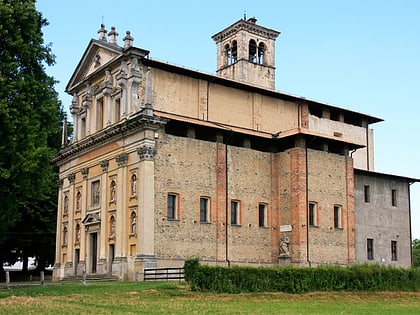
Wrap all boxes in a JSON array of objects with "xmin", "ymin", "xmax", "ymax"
[
  {"xmin": 78, "ymin": 169, "xmax": 88, "ymax": 275},
  {"xmin": 70, "ymin": 93, "xmax": 79, "ymax": 142},
  {"xmin": 127, "ymin": 57, "xmax": 142, "ymax": 114},
  {"xmin": 64, "ymin": 173, "xmax": 76, "ymax": 276},
  {"xmin": 135, "ymin": 141, "xmax": 158, "ymax": 273},
  {"xmin": 103, "ymin": 71, "xmax": 113, "ymax": 126},
  {"xmin": 82, "ymin": 84, "xmax": 92, "ymax": 136},
  {"xmin": 115, "ymin": 153, "xmax": 128, "ymax": 279},
  {"xmin": 98, "ymin": 161, "xmax": 108, "ymax": 274},
  {"xmin": 116, "ymin": 61, "xmax": 128, "ymax": 118},
  {"xmin": 53, "ymin": 178, "xmax": 64, "ymax": 281}
]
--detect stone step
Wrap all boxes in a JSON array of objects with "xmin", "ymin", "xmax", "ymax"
[{"xmin": 61, "ymin": 274, "xmax": 118, "ymax": 282}]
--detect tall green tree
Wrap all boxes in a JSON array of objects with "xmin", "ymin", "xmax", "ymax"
[{"xmin": 0, "ymin": 0, "xmax": 63, "ymax": 272}]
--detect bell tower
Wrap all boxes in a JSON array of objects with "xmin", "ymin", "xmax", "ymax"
[{"xmin": 212, "ymin": 17, "xmax": 280, "ymax": 90}]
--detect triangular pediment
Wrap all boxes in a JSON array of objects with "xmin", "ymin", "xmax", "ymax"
[
  {"xmin": 82, "ymin": 212, "xmax": 101, "ymax": 226},
  {"xmin": 66, "ymin": 39, "xmax": 123, "ymax": 93}
]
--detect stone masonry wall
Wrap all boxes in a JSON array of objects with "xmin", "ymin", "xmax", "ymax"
[
  {"xmin": 307, "ymin": 149, "xmax": 352, "ymax": 265},
  {"xmin": 154, "ymin": 133, "xmax": 274, "ymax": 265}
]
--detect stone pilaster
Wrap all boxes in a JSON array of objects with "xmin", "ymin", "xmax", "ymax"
[
  {"xmin": 136, "ymin": 142, "xmax": 156, "ymax": 262},
  {"xmin": 115, "ymin": 152, "xmax": 128, "ymax": 269},
  {"xmin": 289, "ymin": 144, "xmax": 308, "ymax": 265},
  {"xmin": 345, "ymin": 156, "xmax": 356, "ymax": 264},
  {"xmin": 215, "ymin": 142, "xmax": 227, "ymax": 262}
]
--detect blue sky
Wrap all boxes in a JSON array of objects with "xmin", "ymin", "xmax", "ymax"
[{"xmin": 36, "ymin": 0, "xmax": 420, "ymax": 239}]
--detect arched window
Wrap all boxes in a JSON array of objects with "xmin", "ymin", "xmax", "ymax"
[
  {"xmin": 109, "ymin": 215, "xmax": 116, "ymax": 238},
  {"xmin": 224, "ymin": 44, "xmax": 231, "ymax": 65},
  {"xmin": 258, "ymin": 42, "xmax": 265, "ymax": 64},
  {"xmin": 110, "ymin": 180, "xmax": 116, "ymax": 202},
  {"xmin": 231, "ymin": 41, "xmax": 238, "ymax": 63},
  {"xmin": 130, "ymin": 174, "xmax": 137, "ymax": 196},
  {"xmin": 249, "ymin": 39, "xmax": 257, "ymax": 63},
  {"xmin": 130, "ymin": 211, "xmax": 137, "ymax": 234},
  {"xmin": 75, "ymin": 223, "xmax": 81, "ymax": 243}
]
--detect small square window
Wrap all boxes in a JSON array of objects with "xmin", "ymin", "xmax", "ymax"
[
  {"xmin": 258, "ymin": 203, "xmax": 267, "ymax": 227},
  {"xmin": 200, "ymin": 197, "xmax": 210, "ymax": 223},
  {"xmin": 231, "ymin": 200, "xmax": 240, "ymax": 225},
  {"xmin": 167, "ymin": 193, "xmax": 178, "ymax": 220}
]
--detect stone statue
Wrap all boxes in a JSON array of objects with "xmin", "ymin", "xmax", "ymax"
[{"xmin": 279, "ymin": 236, "xmax": 290, "ymax": 256}]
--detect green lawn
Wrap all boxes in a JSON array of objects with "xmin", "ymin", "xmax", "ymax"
[{"xmin": 0, "ymin": 281, "xmax": 419, "ymax": 314}]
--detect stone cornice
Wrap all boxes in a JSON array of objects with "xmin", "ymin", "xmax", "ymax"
[
  {"xmin": 53, "ymin": 112, "xmax": 166, "ymax": 165},
  {"xmin": 212, "ymin": 19, "xmax": 280, "ymax": 43}
]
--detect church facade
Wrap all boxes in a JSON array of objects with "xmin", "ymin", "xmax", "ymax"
[{"xmin": 53, "ymin": 18, "xmax": 417, "ymax": 281}]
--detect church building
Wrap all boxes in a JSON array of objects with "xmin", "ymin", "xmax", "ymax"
[{"xmin": 53, "ymin": 18, "xmax": 417, "ymax": 281}]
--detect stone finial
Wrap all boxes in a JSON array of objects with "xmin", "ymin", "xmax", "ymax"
[
  {"xmin": 123, "ymin": 31, "xmax": 134, "ymax": 49},
  {"xmin": 108, "ymin": 26, "xmax": 119, "ymax": 45},
  {"xmin": 98, "ymin": 24, "xmax": 108, "ymax": 41}
]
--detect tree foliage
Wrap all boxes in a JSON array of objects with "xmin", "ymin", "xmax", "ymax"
[{"xmin": 0, "ymin": 0, "xmax": 64, "ymax": 271}]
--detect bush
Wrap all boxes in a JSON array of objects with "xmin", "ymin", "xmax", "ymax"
[{"xmin": 184, "ymin": 260, "xmax": 420, "ymax": 293}]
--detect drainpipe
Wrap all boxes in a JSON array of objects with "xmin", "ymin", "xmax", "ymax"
[
  {"xmin": 225, "ymin": 141, "xmax": 231, "ymax": 267},
  {"xmin": 408, "ymin": 181, "xmax": 414, "ymax": 266}
]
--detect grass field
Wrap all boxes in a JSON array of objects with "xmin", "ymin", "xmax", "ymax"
[{"xmin": 0, "ymin": 281, "xmax": 419, "ymax": 314}]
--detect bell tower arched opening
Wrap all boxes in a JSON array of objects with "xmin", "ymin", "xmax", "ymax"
[{"xmin": 212, "ymin": 17, "xmax": 280, "ymax": 89}]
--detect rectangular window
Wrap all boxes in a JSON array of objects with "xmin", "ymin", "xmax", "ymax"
[
  {"xmin": 231, "ymin": 200, "xmax": 240, "ymax": 225},
  {"xmin": 391, "ymin": 189, "xmax": 397, "ymax": 207},
  {"xmin": 91, "ymin": 180, "xmax": 100, "ymax": 207},
  {"xmin": 167, "ymin": 193, "xmax": 178, "ymax": 220},
  {"xmin": 364, "ymin": 185, "xmax": 370, "ymax": 203},
  {"xmin": 309, "ymin": 202, "xmax": 317, "ymax": 226},
  {"xmin": 391, "ymin": 240, "xmax": 398, "ymax": 261},
  {"xmin": 258, "ymin": 203, "xmax": 267, "ymax": 227},
  {"xmin": 367, "ymin": 238, "xmax": 374, "ymax": 260},
  {"xmin": 200, "ymin": 197, "xmax": 210, "ymax": 223},
  {"xmin": 334, "ymin": 205, "xmax": 342, "ymax": 229}
]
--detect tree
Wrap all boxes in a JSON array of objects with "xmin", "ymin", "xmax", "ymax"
[
  {"xmin": 413, "ymin": 239, "xmax": 420, "ymax": 268},
  {"xmin": 0, "ymin": 0, "xmax": 64, "ymax": 273}
]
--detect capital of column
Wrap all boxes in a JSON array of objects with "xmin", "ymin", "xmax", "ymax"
[
  {"xmin": 137, "ymin": 145, "xmax": 156, "ymax": 161},
  {"xmin": 100, "ymin": 160, "xmax": 109, "ymax": 172},
  {"xmin": 67, "ymin": 173, "xmax": 75, "ymax": 184},
  {"xmin": 81, "ymin": 167, "xmax": 89, "ymax": 180},
  {"xmin": 116, "ymin": 153, "xmax": 128, "ymax": 167}
]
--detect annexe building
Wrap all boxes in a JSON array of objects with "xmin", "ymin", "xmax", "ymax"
[{"xmin": 53, "ymin": 18, "xmax": 417, "ymax": 281}]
